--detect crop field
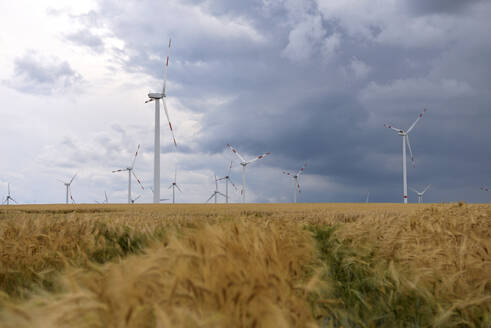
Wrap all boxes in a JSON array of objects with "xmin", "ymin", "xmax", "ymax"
[{"xmin": 0, "ymin": 203, "xmax": 490, "ymax": 327}]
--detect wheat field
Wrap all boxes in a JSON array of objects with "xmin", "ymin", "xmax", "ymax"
[{"xmin": 0, "ymin": 203, "xmax": 489, "ymax": 327}]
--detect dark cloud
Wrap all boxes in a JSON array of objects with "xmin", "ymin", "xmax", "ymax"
[
  {"xmin": 65, "ymin": 29, "xmax": 105, "ymax": 53},
  {"xmin": 51, "ymin": 0, "xmax": 491, "ymax": 203},
  {"xmin": 405, "ymin": 0, "xmax": 485, "ymax": 15},
  {"xmin": 6, "ymin": 51, "xmax": 82, "ymax": 95}
]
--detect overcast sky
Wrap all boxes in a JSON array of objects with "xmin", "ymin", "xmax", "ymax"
[{"xmin": 1, "ymin": 0, "xmax": 490, "ymax": 204}]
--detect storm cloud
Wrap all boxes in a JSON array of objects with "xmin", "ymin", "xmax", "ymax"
[{"xmin": 1, "ymin": 0, "xmax": 490, "ymax": 203}]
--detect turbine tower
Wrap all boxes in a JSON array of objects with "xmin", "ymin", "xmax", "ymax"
[
  {"xmin": 217, "ymin": 160, "xmax": 238, "ymax": 203},
  {"xmin": 2, "ymin": 183, "xmax": 17, "ymax": 205},
  {"xmin": 409, "ymin": 185, "xmax": 431, "ymax": 203},
  {"xmin": 145, "ymin": 38, "xmax": 177, "ymax": 204},
  {"xmin": 58, "ymin": 174, "xmax": 77, "ymax": 204},
  {"xmin": 384, "ymin": 109, "xmax": 427, "ymax": 204},
  {"xmin": 112, "ymin": 145, "xmax": 144, "ymax": 204},
  {"xmin": 282, "ymin": 163, "xmax": 307, "ymax": 203},
  {"xmin": 227, "ymin": 144, "xmax": 271, "ymax": 203},
  {"xmin": 206, "ymin": 174, "xmax": 226, "ymax": 203},
  {"xmin": 168, "ymin": 168, "xmax": 182, "ymax": 204}
]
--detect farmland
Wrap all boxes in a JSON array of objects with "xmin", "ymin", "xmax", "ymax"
[{"xmin": 0, "ymin": 203, "xmax": 490, "ymax": 327}]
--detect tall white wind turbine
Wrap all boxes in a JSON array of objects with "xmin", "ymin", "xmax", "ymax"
[
  {"xmin": 112, "ymin": 145, "xmax": 144, "ymax": 204},
  {"xmin": 227, "ymin": 144, "xmax": 271, "ymax": 203},
  {"xmin": 145, "ymin": 38, "xmax": 177, "ymax": 204},
  {"xmin": 58, "ymin": 174, "xmax": 77, "ymax": 204},
  {"xmin": 384, "ymin": 109, "xmax": 427, "ymax": 204},
  {"xmin": 282, "ymin": 163, "xmax": 307, "ymax": 203},
  {"xmin": 168, "ymin": 168, "xmax": 182, "ymax": 204},
  {"xmin": 409, "ymin": 184, "xmax": 431, "ymax": 204},
  {"xmin": 206, "ymin": 174, "xmax": 226, "ymax": 203},
  {"xmin": 217, "ymin": 160, "xmax": 238, "ymax": 204},
  {"xmin": 2, "ymin": 183, "xmax": 17, "ymax": 205}
]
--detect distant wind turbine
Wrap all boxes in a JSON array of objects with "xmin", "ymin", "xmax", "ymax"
[
  {"xmin": 365, "ymin": 192, "xmax": 370, "ymax": 203},
  {"xmin": 217, "ymin": 160, "xmax": 238, "ymax": 204},
  {"xmin": 96, "ymin": 191, "xmax": 109, "ymax": 204},
  {"xmin": 58, "ymin": 174, "xmax": 77, "ymax": 204},
  {"xmin": 282, "ymin": 163, "xmax": 307, "ymax": 203},
  {"xmin": 2, "ymin": 183, "xmax": 17, "ymax": 205},
  {"xmin": 227, "ymin": 144, "xmax": 271, "ymax": 203},
  {"xmin": 409, "ymin": 185, "xmax": 431, "ymax": 204},
  {"xmin": 168, "ymin": 168, "xmax": 182, "ymax": 204},
  {"xmin": 206, "ymin": 174, "xmax": 226, "ymax": 203},
  {"xmin": 112, "ymin": 145, "xmax": 144, "ymax": 204},
  {"xmin": 145, "ymin": 38, "xmax": 177, "ymax": 204},
  {"xmin": 384, "ymin": 108, "xmax": 427, "ymax": 204}
]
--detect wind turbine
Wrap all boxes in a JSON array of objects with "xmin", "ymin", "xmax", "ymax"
[
  {"xmin": 168, "ymin": 168, "xmax": 182, "ymax": 204},
  {"xmin": 227, "ymin": 144, "xmax": 271, "ymax": 203},
  {"xmin": 206, "ymin": 174, "xmax": 226, "ymax": 203},
  {"xmin": 365, "ymin": 192, "xmax": 370, "ymax": 203},
  {"xmin": 481, "ymin": 187, "xmax": 489, "ymax": 192},
  {"xmin": 282, "ymin": 163, "xmax": 307, "ymax": 203},
  {"xmin": 96, "ymin": 191, "xmax": 109, "ymax": 204},
  {"xmin": 409, "ymin": 185, "xmax": 431, "ymax": 204},
  {"xmin": 2, "ymin": 183, "xmax": 17, "ymax": 205},
  {"xmin": 112, "ymin": 145, "xmax": 144, "ymax": 204},
  {"xmin": 145, "ymin": 38, "xmax": 177, "ymax": 204},
  {"xmin": 217, "ymin": 160, "xmax": 238, "ymax": 204},
  {"xmin": 58, "ymin": 174, "xmax": 77, "ymax": 204},
  {"xmin": 384, "ymin": 108, "xmax": 427, "ymax": 204}
]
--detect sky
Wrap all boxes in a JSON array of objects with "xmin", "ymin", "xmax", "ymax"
[{"xmin": 0, "ymin": 0, "xmax": 490, "ymax": 204}]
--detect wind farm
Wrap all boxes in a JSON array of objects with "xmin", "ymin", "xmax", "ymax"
[{"xmin": 1, "ymin": 2, "xmax": 490, "ymax": 327}]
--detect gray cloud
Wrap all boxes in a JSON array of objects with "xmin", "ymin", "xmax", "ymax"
[
  {"xmin": 65, "ymin": 29, "xmax": 105, "ymax": 53},
  {"xmin": 6, "ymin": 0, "xmax": 490, "ymax": 204},
  {"xmin": 6, "ymin": 51, "xmax": 82, "ymax": 95}
]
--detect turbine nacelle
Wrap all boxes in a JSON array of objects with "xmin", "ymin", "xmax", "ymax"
[{"xmin": 148, "ymin": 92, "xmax": 164, "ymax": 99}]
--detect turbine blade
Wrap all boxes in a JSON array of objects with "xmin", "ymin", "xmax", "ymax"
[
  {"xmin": 69, "ymin": 173, "xmax": 77, "ymax": 184},
  {"xmin": 105, "ymin": 191, "xmax": 108, "ymax": 203},
  {"xmin": 176, "ymin": 184, "xmax": 182, "ymax": 192},
  {"xmin": 384, "ymin": 124, "xmax": 403, "ymax": 133},
  {"xmin": 145, "ymin": 98, "xmax": 154, "ymax": 104},
  {"xmin": 134, "ymin": 195, "xmax": 142, "ymax": 201},
  {"xmin": 168, "ymin": 184, "xmax": 173, "ymax": 189},
  {"xmin": 297, "ymin": 183, "xmax": 301, "ymax": 193},
  {"xmin": 10, "ymin": 197, "xmax": 17, "ymax": 204},
  {"xmin": 227, "ymin": 160, "xmax": 233, "ymax": 176},
  {"xmin": 160, "ymin": 198, "xmax": 169, "ymax": 201},
  {"xmin": 297, "ymin": 162, "xmax": 307, "ymax": 176},
  {"xmin": 8, "ymin": 183, "xmax": 10, "ymax": 195},
  {"xmin": 131, "ymin": 144, "xmax": 140, "ymax": 169},
  {"xmin": 229, "ymin": 178, "xmax": 239, "ymax": 190},
  {"xmin": 422, "ymin": 184, "xmax": 431, "ymax": 194},
  {"xmin": 406, "ymin": 135, "xmax": 415, "ymax": 167},
  {"xmin": 218, "ymin": 192, "xmax": 226, "ymax": 197},
  {"xmin": 162, "ymin": 38, "xmax": 171, "ymax": 95},
  {"xmin": 406, "ymin": 108, "xmax": 427, "ymax": 133},
  {"xmin": 162, "ymin": 98, "xmax": 177, "ymax": 147},
  {"xmin": 409, "ymin": 187, "xmax": 419, "ymax": 193},
  {"xmin": 206, "ymin": 193, "xmax": 214, "ymax": 203},
  {"xmin": 246, "ymin": 152, "xmax": 271, "ymax": 164},
  {"xmin": 112, "ymin": 169, "xmax": 126, "ymax": 173},
  {"xmin": 227, "ymin": 144, "xmax": 246, "ymax": 163},
  {"xmin": 132, "ymin": 171, "xmax": 145, "ymax": 190}
]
